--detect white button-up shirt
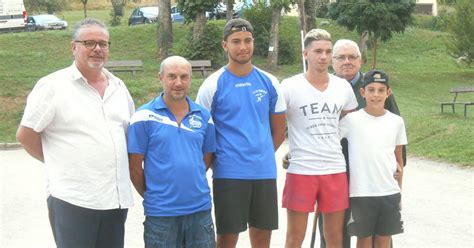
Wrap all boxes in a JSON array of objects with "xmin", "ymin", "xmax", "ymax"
[{"xmin": 21, "ymin": 63, "xmax": 134, "ymax": 210}]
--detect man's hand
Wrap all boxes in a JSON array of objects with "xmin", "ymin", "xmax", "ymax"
[{"xmin": 282, "ymin": 152, "xmax": 290, "ymax": 169}]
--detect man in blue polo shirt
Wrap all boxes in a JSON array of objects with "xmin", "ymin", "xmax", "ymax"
[
  {"xmin": 128, "ymin": 56, "xmax": 216, "ymax": 247},
  {"xmin": 196, "ymin": 18, "xmax": 286, "ymax": 248}
]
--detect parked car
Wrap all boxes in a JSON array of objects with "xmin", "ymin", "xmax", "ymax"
[
  {"xmin": 128, "ymin": 6, "xmax": 158, "ymax": 26},
  {"xmin": 25, "ymin": 14, "xmax": 67, "ymax": 31},
  {"xmin": 233, "ymin": 2, "xmax": 253, "ymax": 18},
  {"xmin": 170, "ymin": 5, "xmax": 184, "ymax": 22},
  {"xmin": 0, "ymin": 0, "xmax": 28, "ymax": 33}
]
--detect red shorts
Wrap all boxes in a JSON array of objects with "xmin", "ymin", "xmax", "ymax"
[{"xmin": 282, "ymin": 172, "xmax": 349, "ymax": 213}]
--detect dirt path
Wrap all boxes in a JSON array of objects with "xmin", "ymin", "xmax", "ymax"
[{"xmin": 1, "ymin": 148, "xmax": 472, "ymax": 247}]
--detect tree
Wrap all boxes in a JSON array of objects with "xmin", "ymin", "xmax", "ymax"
[
  {"xmin": 328, "ymin": 0, "xmax": 415, "ymax": 68},
  {"xmin": 305, "ymin": 0, "xmax": 317, "ymax": 31},
  {"xmin": 110, "ymin": 0, "xmax": 127, "ymax": 26},
  {"xmin": 296, "ymin": 0, "xmax": 306, "ymax": 34},
  {"xmin": 177, "ymin": 0, "xmax": 218, "ymax": 41},
  {"xmin": 158, "ymin": 0, "xmax": 173, "ymax": 60},
  {"xmin": 446, "ymin": 0, "xmax": 473, "ymax": 66},
  {"xmin": 266, "ymin": 0, "xmax": 292, "ymax": 71},
  {"xmin": 24, "ymin": 0, "xmax": 67, "ymax": 14},
  {"xmin": 81, "ymin": 0, "xmax": 88, "ymax": 18},
  {"xmin": 226, "ymin": 0, "xmax": 234, "ymax": 21}
]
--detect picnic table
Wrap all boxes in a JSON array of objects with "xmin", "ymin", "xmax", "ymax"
[{"xmin": 440, "ymin": 86, "xmax": 474, "ymax": 117}]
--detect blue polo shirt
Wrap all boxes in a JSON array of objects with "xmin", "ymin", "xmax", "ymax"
[
  {"xmin": 127, "ymin": 94, "xmax": 215, "ymax": 217},
  {"xmin": 196, "ymin": 66, "xmax": 286, "ymax": 179}
]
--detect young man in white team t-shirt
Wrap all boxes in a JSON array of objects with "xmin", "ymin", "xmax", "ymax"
[
  {"xmin": 280, "ymin": 29, "xmax": 358, "ymax": 247},
  {"xmin": 339, "ymin": 70, "xmax": 406, "ymax": 248}
]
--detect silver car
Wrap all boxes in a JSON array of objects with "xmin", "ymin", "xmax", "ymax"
[{"xmin": 26, "ymin": 14, "xmax": 67, "ymax": 31}]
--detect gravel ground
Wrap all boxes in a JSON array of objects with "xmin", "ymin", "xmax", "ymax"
[{"xmin": 1, "ymin": 145, "xmax": 472, "ymax": 248}]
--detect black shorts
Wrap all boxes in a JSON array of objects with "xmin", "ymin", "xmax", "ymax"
[
  {"xmin": 347, "ymin": 193, "xmax": 403, "ymax": 238},
  {"xmin": 213, "ymin": 179, "xmax": 278, "ymax": 234}
]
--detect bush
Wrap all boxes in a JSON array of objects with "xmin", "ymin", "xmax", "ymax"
[
  {"xmin": 412, "ymin": 10, "xmax": 452, "ymax": 31},
  {"xmin": 172, "ymin": 22, "xmax": 225, "ymax": 67},
  {"xmin": 316, "ymin": 3, "xmax": 329, "ymax": 18},
  {"xmin": 24, "ymin": 0, "xmax": 68, "ymax": 14},
  {"xmin": 243, "ymin": 3, "xmax": 297, "ymax": 65},
  {"xmin": 242, "ymin": 3, "xmax": 272, "ymax": 57}
]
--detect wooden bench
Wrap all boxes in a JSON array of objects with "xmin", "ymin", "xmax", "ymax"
[
  {"xmin": 190, "ymin": 60, "xmax": 213, "ymax": 77},
  {"xmin": 440, "ymin": 86, "xmax": 474, "ymax": 118},
  {"xmin": 105, "ymin": 60, "xmax": 143, "ymax": 76}
]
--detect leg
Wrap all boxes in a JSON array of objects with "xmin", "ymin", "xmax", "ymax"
[
  {"xmin": 143, "ymin": 216, "xmax": 180, "ymax": 248},
  {"xmin": 374, "ymin": 235, "xmax": 392, "ymax": 248},
  {"xmin": 285, "ymin": 210, "xmax": 309, "ymax": 248},
  {"xmin": 356, "ymin": 236, "xmax": 373, "ymax": 248},
  {"xmin": 249, "ymin": 227, "xmax": 272, "ymax": 248},
  {"xmin": 47, "ymin": 196, "xmax": 99, "ymax": 248},
  {"xmin": 322, "ymin": 211, "xmax": 346, "ymax": 248},
  {"xmin": 217, "ymin": 234, "xmax": 239, "ymax": 248},
  {"xmin": 185, "ymin": 210, "xmax": 216, "ymax": 248},
  {"xmin": 248, "ymin": 180, "xmax": 279, "ymax": 247},
  {"xmin": 96, "ymin": 208, "xmax": 128, "ymax": 248},
  {"xmin": 319, "ymin": 213, "xmax": 327, "ymax": 248}
]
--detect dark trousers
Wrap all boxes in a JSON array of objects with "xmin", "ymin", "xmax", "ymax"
[{"xmin": 47, "ymin": 196, "xmax": 128, "ymax": 248}]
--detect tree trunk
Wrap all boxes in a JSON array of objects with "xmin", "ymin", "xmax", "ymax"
[
  {"xmin": 158, "ymin": 0, "xmax": 173, "ymax": 60},
  {"xmin": 193, "ymin": 10, "xmax": 207, "ymax": 42},
  {"xmin": 371, "ymin": 37, "xmax": 377, "ymax": 69},
  {"xmin": 267, "ymin": 6, "xmax": 282, "ymax": 72},
  {"xmin": 358, "ymin": 30, "xmax": 369, "ymax": 65},
  {"xmin": 297, "ymin": 0, "xmax": 306, "ymax": 34},
  {"xmin": 226, "ymin": 0, "xmax": 234, "ymax": 21},
  {"xmin": 305, "ymin": 0, "xmax": 316, "ymax": 31},
  {"xmin": 83, "ymin": 2, "xmax": 87, "ymax": 18}
]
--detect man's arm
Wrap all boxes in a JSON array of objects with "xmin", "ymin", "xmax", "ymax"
[
  {"xmin": 270, "ymin": 113, "xmax": 286, "ymax": 151},
  {"xmin": 129, "ymin": 153, "xmax": 146, "ymax": 198},
  {"xmin": 16, "ymin": 125, "xmax": 44, "ymax": 162},
  {"xmin": 394, "ymin": 145, "xmax": 404, "ymax": 190},
  {"xmin": 204, "ymin": 153, "xmax": 214, "ymax": 171}
]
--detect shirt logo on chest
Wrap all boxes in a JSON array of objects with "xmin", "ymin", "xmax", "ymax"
[
  {"xmin": 252, "ymin": 89, "xmax": 267, "ymax": 103},
  {"xmin": 189, "ymin": 115, "xmax": 203, "ymax": 129}
]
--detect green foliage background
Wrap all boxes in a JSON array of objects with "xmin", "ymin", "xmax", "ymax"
[{"xmin": 0, "ymin": 10, "xmax": 472, "ymax": 166}]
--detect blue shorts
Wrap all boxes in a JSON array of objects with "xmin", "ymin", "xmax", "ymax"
[
  {"xmin": 144, "ymin": 210, "xmax": 215, "ymax": 248},
  {"xmin": 47, "ymin": 196, "xmax": 128, "ymax": 248}
]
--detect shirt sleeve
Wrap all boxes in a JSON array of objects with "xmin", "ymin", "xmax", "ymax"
[
  {"xmin": 21, "ymin": 78, "xmax": 56, "ymax": 132},
  {"xmin": 202, "ymin": 116, "xmax": 216, "ymax": 154},
  {"xmin": 127, "ymin": 111, "xmax": 149, "ymax": 155},
  {"xmin": 195, "ymin": 78, "xmax": 217, "ymax": 112},
  {"xmin": 269, "ymin": 76, "xmax": 286, "ymax": 114},
  {"xmin": 344, "ymin": 83, "xmax": 359, "ymax": 111},
  {"xmin": 396, "ymin": 117, "xmax": 408, "ymax": 146},
  {"xmin": 338, "ymin": 114, "xmax": 350, "ymax": 139}
]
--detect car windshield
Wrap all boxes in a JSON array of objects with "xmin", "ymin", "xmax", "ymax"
[
  {"xmin": 35, "ymin": 15, "xmax": 61, "ymax": 23},
  {"xmin": 141, "ymin": 7, "xmax": 158, "ymax": 16}
]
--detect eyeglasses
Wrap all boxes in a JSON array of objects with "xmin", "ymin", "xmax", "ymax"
[
  {"xmin": 74, "ymin": 40, "xmax": 111, "ymax": 50},
  {"xmin": 333, "ymin": 55, "xmax": 359, "ymax": 62}
]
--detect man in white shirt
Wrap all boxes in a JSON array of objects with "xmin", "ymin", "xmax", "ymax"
[
  {"xmin": 281, "ymin": 29, "xmax": 358, "ymax": 248},
  {"xmin": 16, "ymin": 18, "xmax": 134, "ymax": 248}
]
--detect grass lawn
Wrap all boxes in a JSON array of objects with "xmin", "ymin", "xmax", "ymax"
[{"xmin": 0, "ymin": 12, "xmax": 472, "ymax": 165}]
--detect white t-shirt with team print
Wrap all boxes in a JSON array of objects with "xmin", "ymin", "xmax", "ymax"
[{"xmin": 281, "ymin": 73, "xmax": 358, "ymax": 175}]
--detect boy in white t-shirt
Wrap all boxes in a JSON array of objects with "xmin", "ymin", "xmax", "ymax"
[{"xmin": 339, "ymin": 70, "xmax": 407, "ymax": 248}]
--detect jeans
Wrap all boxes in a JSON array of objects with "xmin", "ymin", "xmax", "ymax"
[{"xmin": 144, "ymin": 210, "xmax": 215, "ymax": 248}]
